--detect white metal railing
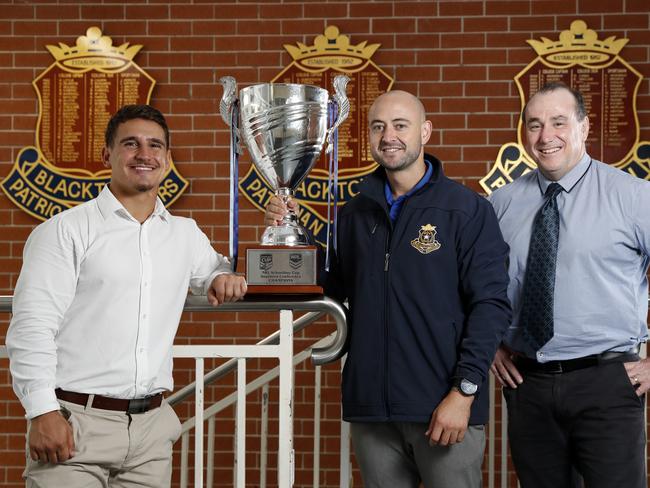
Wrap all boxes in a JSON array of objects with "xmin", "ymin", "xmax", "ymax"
[
  {"xmin": 177, "ymin": 332, "xmax": 337, "ymax": 488},
  {"xmin": 170, "ymin": 295, "xmax": 348, "ymax": 487},
  {"xmin": 173, "ymin": 309, "xmax": 298, "ymax": 488}
]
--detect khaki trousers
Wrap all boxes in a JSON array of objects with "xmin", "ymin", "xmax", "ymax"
[{"xmin": 24, "ymin": 399, "xmax": 182, "ymax": 488}]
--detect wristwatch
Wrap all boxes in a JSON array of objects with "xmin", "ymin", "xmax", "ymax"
[{"xmin": 453, "ymin": 378, "xmax": 478, "ymax": 397}]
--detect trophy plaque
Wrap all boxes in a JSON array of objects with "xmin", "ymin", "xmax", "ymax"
[{"xmin": 220, "ymin": 76, "xmax": 349, "ymax": 294}]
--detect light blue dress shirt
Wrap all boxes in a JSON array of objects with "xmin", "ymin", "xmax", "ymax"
[{"xmin": 489, "ymin": 154, "xmax": 650, "ymax": 362}]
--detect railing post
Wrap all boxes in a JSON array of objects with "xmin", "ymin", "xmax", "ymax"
[
  {"xmin": 313, "ymin": 365, "xmax": 322, "ymax": 488},
  {"xmin": 278, "ymin": 309, "xmax": 295, "ymax": 487},
  {"xmin": 206, "ymin": 417, "xmax": 215, "ymax": 488},
  {"xmin": 339, "ymin": 355, "xmax": 351, "ymax": 488},
  {"xmin": 489, "ymin": 372, "xmax": 495, "ymax": 488},
  {"xmin": 501, "ymin": 386, "xmax": 509, "ymax": 488},
  {"xmin": 235, "ymin": 358, "xmax": 247, "ymax": 488},
  {"xmin": 195, "ymin": 357, "xmax": 205, "ymax": 488},
  {"xmin": 260, "ymin": 384, "xmax": 270, "ymax": 488},
  {"xmin": 181, "ymin": 432, "xmax": 189, "ymax": 488}
]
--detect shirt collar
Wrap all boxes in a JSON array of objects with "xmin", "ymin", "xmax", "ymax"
[
  {"xmin": 96, "ymin": 185, "xmax": 170, "ymax": 223},
  {"xmin": 536, "ymin": 153, "xmax": 592, "ymax": 195},
  {"xmin": 151, "ymin": 197, "xmax": 169, "ymax": 221},
  {"xmin": 384, "ymin": 160, "xmax": 433, "ymax": 206}
]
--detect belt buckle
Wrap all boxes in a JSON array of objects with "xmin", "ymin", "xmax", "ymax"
[{"xmin": 127, "ymin": 397, "xmax": 150, "ymax": 414}]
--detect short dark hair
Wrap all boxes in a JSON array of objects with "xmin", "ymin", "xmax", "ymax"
[
  {"xmin": 105, "ymin": 104, "xmax": 170, "ymax": 148},
  {"xmin": 522, "ymin": 82, "xmax": 587, "ymax": 123}
]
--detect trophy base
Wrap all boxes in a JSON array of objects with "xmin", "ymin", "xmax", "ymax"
[{"xmin": 245, "ymin": 245, "xmax": 322, "ymax": 295}]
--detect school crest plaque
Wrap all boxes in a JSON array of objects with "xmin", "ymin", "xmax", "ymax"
[
  {"xmin": 1, "ymin": 27, "xmax": 187, "ymax": 220},
  {"xmin": 481, "ymin": 20, "xmax": 650, "ymax": 194},
  {"xmin": 239, "ymin": 26, "xmax": 394, "ymax": 245}
]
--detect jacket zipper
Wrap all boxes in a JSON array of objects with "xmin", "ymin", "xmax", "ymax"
[
  {"xmin": 382, "ymin": 197, "xmax": 411, "ymax": 419},
  {"xmin": 382, "ymin": 210, "xmax": 393, "ymax": 419}
]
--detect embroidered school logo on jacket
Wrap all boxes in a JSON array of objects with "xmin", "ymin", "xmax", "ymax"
[{"xmin": 411, "ymin": 224, "xmax": 441, "ymax": 254}]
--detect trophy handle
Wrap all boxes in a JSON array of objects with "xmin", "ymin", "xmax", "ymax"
[
  {"xmin": 220, "ymin": 75, "xmax": 241, "ymax": 270},
  {"xmin": 219, "ymin": 76, "xmax": 243, "ymax": 155},
  {"xmin": 325, "ymin": 75, "xmax": 351, "ymax": 155},
  {"xmin": 219, "ymin": 76, "xmax": 237, "ymax": 127}
]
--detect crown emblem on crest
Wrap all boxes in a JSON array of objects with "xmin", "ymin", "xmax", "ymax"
[
  {"xmin": 45, "ymin": 26, "xmax": 143, "ymax": 62},
  {"xmin": 284, "ymin": 25, "xmax": 380, "ymax": 61},
  {"xmin": 527, "ymin": 20, "xmax": 628, "ymax": 57}
]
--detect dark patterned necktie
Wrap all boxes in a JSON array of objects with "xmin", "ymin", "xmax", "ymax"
[{"xmin": 519, "ymin": 182, "xmax": 563, "ymax": 350}]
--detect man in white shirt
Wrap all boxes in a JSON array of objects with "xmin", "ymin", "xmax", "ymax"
[{"xmin": 6, "ymin": 104, "xmax": 247, "ymax": 487}]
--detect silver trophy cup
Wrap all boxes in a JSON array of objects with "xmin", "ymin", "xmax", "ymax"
[{"xmin": 220, "ymin": 76, "xmax": 350, "ymax": 247}]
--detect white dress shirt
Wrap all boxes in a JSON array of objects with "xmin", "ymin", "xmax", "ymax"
[{"xmin": 7, "ymin": 186, "xmax": 232, "ymax": 419}]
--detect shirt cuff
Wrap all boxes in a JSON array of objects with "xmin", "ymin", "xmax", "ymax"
[
  {"xmin": 21, "ymin": 388, "xmax": 60, "ymax": 420},
  {"xmin": 202, "ymin": 264, "xmax": 234, "ymax": 295}
]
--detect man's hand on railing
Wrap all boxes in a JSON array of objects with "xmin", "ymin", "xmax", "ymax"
[
  {"xmin": 208, "ymin": 274, "xmax": 247, "ymax": 305},
  {"xmin": 28, "ymin": 410, "xmax": 75, "ymax": 463},
  {"xmin": 264, "ymin": 195, "xmax": 298, "ymax": 226},
  {"xmin": 490, "ymin": 345, "xmax": 523, "ymax": 388}
]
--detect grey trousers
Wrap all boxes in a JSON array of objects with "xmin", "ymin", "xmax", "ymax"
[
  {"xmin": 351, "ymin": 421, "xmax": 485, "ymax": 488},
  {"xmin": 24, "ymin": 399, "xmax": 182, "ymax": 488}
]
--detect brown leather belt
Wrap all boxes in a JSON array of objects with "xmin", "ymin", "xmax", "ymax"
[
  {"xmin": 55, "ymin": 388, "xmax": 163, "ymax": 414},
  {"xmin": 515, "ymin": 348, "xmax": 639, "ymax": 374}
]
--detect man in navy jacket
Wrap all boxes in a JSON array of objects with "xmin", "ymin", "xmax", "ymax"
[{"xmin": 266, "ymin": 90, "xmax": 511, "ymax": 487}]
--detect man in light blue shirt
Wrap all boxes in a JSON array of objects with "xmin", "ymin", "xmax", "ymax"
[{"xmin": 489, "ymin": 82, "xmax": 650, "ymax": 488}]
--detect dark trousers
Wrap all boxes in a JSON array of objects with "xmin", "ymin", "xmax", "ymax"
[{"xmin": 503, "ymin": 360, "xmax": 646, "ymax": 488}]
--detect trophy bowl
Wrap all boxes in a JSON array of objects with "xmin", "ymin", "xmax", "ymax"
[{"xmin": 240, "ymin": 82, "xmax": 330, "ymax": 246}]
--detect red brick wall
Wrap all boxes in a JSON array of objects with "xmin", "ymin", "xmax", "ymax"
[{"xmin": 1, "ymin": 1, "xmax": 649, "ymax": 487}]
